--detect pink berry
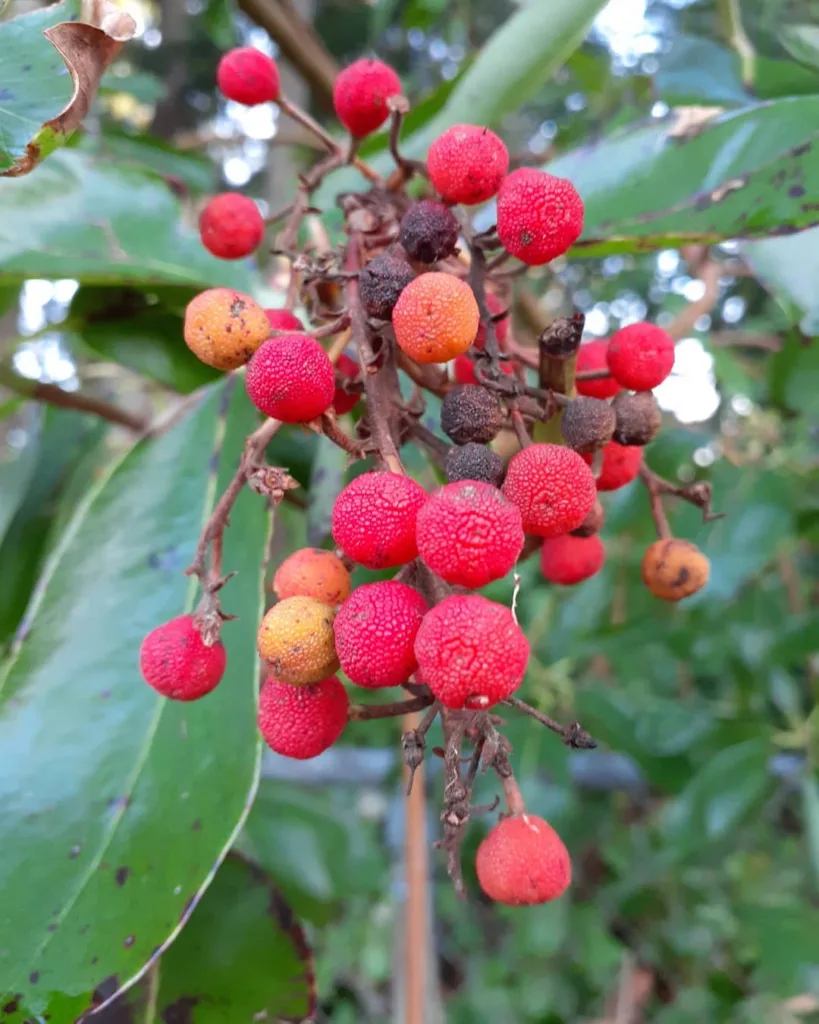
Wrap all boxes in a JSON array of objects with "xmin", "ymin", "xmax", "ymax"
[
  {"xmin": 607, "ymin": 322, "xmax": 675, "ymax": 391},
  {"xmin": 540, "ymin": 533, "xmax": 605, "ymax": 585},
  {"xmin": 502, "ymin": 443, "xmax": 596, "ymax": 537},
  {"xmin": 245, "ymin": 334, "xmax": 335, "ymax": 423},
  {"xmin": 476, "ymin": 814, "xmax": 571, "ymax": 905},
  {"xmin": 427, "ymin": 124, "xmax": 509, "ymax": 206},
  {"xmin": 331, "ymin": 471, "xmax": 427, "ymax": 569},
  {"xmin": 258, "ymin": 675, "xmax": 348, "ymax": 759},
  {"xmin": 583, "ymin": 441, "xmax": 644, "ymax": 492},
  {"xmin": 265, "ymin": 309, "xmax": 304, "ymax": 332},
  {"xmin": 139, "ymin": 614, "xmax": 226, "ymax": 701},
  {"xmin": 333, "ymin": 58, "xmax": 402, "ymax": 137},
  {"xmin": 497, "ymin": 168, "xmax": 584, "ymax": 266},
  {"xmin": 217, "ymin": 47, "xmax": 280, "ymax": 106},
  {"xmin": 199, "ymin": 193, "xmax": 264, "ymax": 261}
]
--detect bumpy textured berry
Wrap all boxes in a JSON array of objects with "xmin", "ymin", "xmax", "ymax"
[
  {"xmin": 497, "ymin": 168, "xmax": 584, "ymax": 266},
  {"xmin": 334, "ymin": 581, "xmax": 427, "ymax": 688},
  {"xmin": 607, "ymin": 322, "xmax": 675, "ymax": 391},
  {"xmin": 417, "ymin": 481, "xmax": 523, "ymax": 588},
  {"xmin": 393, "ymin": 273, "xmax": 479, "ymax": 364},
  {"xmin": 642, "ymin": 539, "xmax": 710, "ymax": 601},
  {"xmin": 576, "ymin": 340, "xmax": 621, "ymax": 399},
  {"xmin": 245, "ymin": 334, "xmax": 335, "ymax": 423},
  {"xmin": 584, "ymin": 441, "xmax": 644, "ymax": 492},
  {"xmin": 358, "ymin": 252, "xmax": 415, "ymax": 320},
  {"xmin": 541, "ymin": 533, "xmax": 605, "ymax": 585},
  {"xmin": 427, "ymin": 124, "xmax": 509, "ymax": 206},
  {"xmin": 331, "ymin": 471, "xmax": 427, "ymax": 569},
  {"xmin": 414, "ymin": 594, "xmax": 528, "ymax": 709},
  {"xmin": 265, "ymin": 308, "xmax": 304, "ymax": 332},
  {"xmin": 560, "ymin": 396, "xmax": 616, "ymax": 454},
  {"xmin": 139, "ymin": 615, "xmax": 225, "ymax": 701},
  {"xmin": 217, "ymin": 47, "xmax": 280, "ymax": 106},
  {"xmin": 199, "ymin": 193, "xmax": 264, "ymax": 261},
  {"xmin": 476, "ymin": 814, "xmax": 571, "ymax": 906},
  {"xmin": 184, "ymin": 288, "xmax": 270, "ymax": 370},
  {"xmin": 258, "ymin": 675, "xmax": 348, "ymax": 759},
  {"xmin": 570, "ymin": 499, "xmax": 605, "ymax": 538},
  {"xmin": 440, "ymin": 385, "xmax": 503, "ymax": 446},
  {"xmin": 273, "ymin": 548, "xmax": 351, "ymax": 606},
  {"xmin": 257, "ymin": 597, "xmax": 339, "ymax": 685},
  {"xmin": 333, "ymin": 58, "xmax": 401, "ymax": 137},
  {"xmin": 333, "ymin": 352, "xmax": 360, "ymax": 415},
  {"xmin": 452, "ymin": 354, "xmax": 514, "ymax": 385},
  {"xmin": 399, "ymin": 201, "xmax": 460, "ymax": 263},
  {"xmin": 613, "ymin": 391, "xmax": 662, "ymax": 446},
  {"xmin": 445, "ymin": 443, "xmax": 506, "ymax": 487},
  {"xmin": 502, "ymin": 443, "xmax": 596, "ymax": 537},
  {"xmin": 474, "ymin": 292, "xmax": 509, "ymax": 351}
]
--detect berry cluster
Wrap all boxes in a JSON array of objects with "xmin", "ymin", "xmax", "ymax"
[{"xmin": 140, "ymin": 47, "xmax": 719, "ymax": 907}]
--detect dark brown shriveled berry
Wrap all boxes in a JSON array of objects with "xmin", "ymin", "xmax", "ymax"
[
  {"xmin": 560, "ymin": 396, "xmax": 616, "ymax": 454},
  {"xmin": 612, "ymin": 391, "xmax": 662, "ymax": 446},
  {"xmin": 441, "ymin": 385, "xmax": 503, "ymax": 446},
  {"xmin": 445, "ymin": 442, "xmax": 506, "ymax": 487},
  {"xmin": 570, "ymin": 499, "xmax": 605, "ymax": 537},
  {"xmin": 398, "ymin": 200, "xmax": 460, "ymax": 263},
  {"xmin": 358, "ymin": 252, "xmax": 415, "ymax": 321}
]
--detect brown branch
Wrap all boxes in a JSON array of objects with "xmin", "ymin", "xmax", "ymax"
[
  {"xmin": 638, "ymin": 464, "xmax": 673, "ymax": 540},
  {"xmin": 408, "ymin": 421, "xmax": 449, "ymax": 462},
  {"xmin": 668, "ymin": 255, "xmax": 721, "ymax": 341},
  {"xmin": 386, "ymin": 95, "xmax": 427, "ymax": 190},
  {"xmin": 313, "ymin": 412, "xmax": 369, "ymax": 460},
  {"xmin": 277, "ymin": 93, "xmax": 381, "ymax": 184},
  {"xmin": 349, "ymin": 694, "xmax": 434, "ymax": 721},
  {"xmin": 0, "ymin": 362, "xmax": 147, "ymax": 432},
  {"xmin": 575, "ymin": 367, "xmax": 612, "ymax": 382},
  {"xmin": 640, "ymin": 463, "xmax": 724, "ymax": 525},
  {"xmin": 395, "ymin": 350, "xmax": 450, "ymax": 398},
  {"xmin": 502, "ymin": 697, "xmax": 597, "ymax": 749}
]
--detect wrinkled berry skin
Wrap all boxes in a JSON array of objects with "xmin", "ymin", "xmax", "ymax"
[
  {"xmin": 560, "ymin": 396, "xmax": 616, "ymax": 454},
  {"xmin": 607, "ymin": 322, "xmax": 675, "ymax": 391},
  {"xmin": 334, "ymin": 581, "xmax": 428, "ymax": 688},
  {"xmin": 502, "ymin": 443, "xmax": 596, "ymax": 537},
  {"xmin": 258, "ymin": 675, "xmax": 348, "ymax": 759},
  {"xmin": 445, "ymin": 443, "xmax": 506, "ymax": 487},
  {"xmin": 245, "ymin": 334, "xmax": 335, "ymax": 423},
  {"xmin": 441, "ymin": 385, "xmax": 503, "ymax": 446},
  {"xmin": 417, "ymin": 481, "xmax": 523, "ymax": 588},
  {"xmin": 273, "ymin": 548, "xmax": 351, "ymax": 606},
  {"xmin": 184, "ymin": 288, "xmax": 270, "ymax": 371},
  {"xmin": 541, "ymin": 533, "xmax": 605, "ymax": 585},
  {"xmin": 257, "ymin": 597, "xmax": 339, "ymax": 685},
  {"xmin": 331, "ymin": 471, "xmax": 427, "ymax": 569},
  {"xmin": 476, "ymin": 814, "xmax": 571, "ymax": 906},
  {"xmin": 414, "ymin": 594, "xmax": 529, "ymax": 709},
  {"xmin": 576, "ymin": 340, "xmax": 621, "ymax": 400},
  {"xmin": 358, "ymin": 252, "xmax": 415, "ymax": 321},
  {"xmin": 612, "ymin": 391, "xmax": 662, "ymax": 446},
  {"xmin": 333, "ymin": 58, "xmax": 401, "ymax": 137},
  {"xmin": 497, "ymin": 168, "xmax": 584, "ymax": 266},
  {"xmin": 199, "ymin": 193, "xmax": 264, "ymax": 260},
  {"xmin": 393, "ymin": 273, "xmax": 479, "ymax": 364},
  {"xmin": 427, "ymin": 124, "xmax": 509, "ymax": 206},
  {"xmin": 399, "ymin": 200, "xmax": 460, "ymax": 263},
  {"xmin": 139, "ymin": 615, "xmax": 226, "ymax": 701},
  {"xmin": 217, "ymin": 47, "xmax": 280, "ymax": 106},
  {"xmin": 584, "ymin": 441, "xmax": 644, "ymax": 492}
]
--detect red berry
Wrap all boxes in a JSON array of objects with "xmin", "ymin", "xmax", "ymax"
[
  {"xmin": 258, "ymin": 675, "xmax": 348, "ymax": 759},
  {"xmin": 576, "ymin": 340, "xmax": 621, "ymax": 399},
  {"xmin": 476, "ymin": 814, "xmax": 571, "ymax": 905},
  {"xmin": 474, "ymin": 292, "xmax": 509, "ymax": 351},
  {"xmin": 265, "ymin": 308, "xmax": 304, "ymax": 332},
  {"xmin": 199, "ymin": 193, "xmax": 264, "ymax": 261},
  {"xmin": 245, "ymin": 334, "xmax": 335, "ymax": 423},
  {"xmin": 414, "ymin": 594, "xmax": 528, "ymax": 709},
  {"xmin": 497, "ymin": 168, "xmax": 584, "ymax": 266},
  {"xmin": 427, "ymin": 124, "xmax": 509, "ymax": 206},
  {"xmin": 139, "ymin": 614, "xmax": 226, "ymax": 701},
  {"xmin": 334, "ymin": 581, "xmax": 428, "ymax": 688},
  {"xmin": 333, "ymin": 58, "xmax": 401, "ymax": 137},
  {"xmin": 502, "ymin": 443, "xmax": 596, "ymax": 537},
  {"xmin": 333, "ymin": 352, "xmax": 360, "ymax": 415},
  {"xmin": 540, "ymin": 533, "xmax": 605, "ymax": 585},
  {"xmin": 217, "ymin": 47, "xmax": 280, "ymax": 106},
  {"xmin": 453, "ymin": 354, "xmax": 514, "ymax": 385},
  {"xmin": 416, "ymin": 481, "xmax": 523, "ymax": 588},
  {"xmin": 331, "ymin": 471, "xmax": 427, "ymax": 569},
  {"xmin": 584, "ymin": 441, "xmax": 644, "ymax": 491},
  {"xmin": 607, "ymin": 322, "xmax": 675, "ymax": 391}
]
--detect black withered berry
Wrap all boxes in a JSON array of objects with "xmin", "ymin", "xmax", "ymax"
[
  {"xmin": 445, "ymin": 443, "xmax": 506, "ymax": 487},
  {"xmin": 613, "ymin": 391, "xmax": 662, "ymax": 446},
  {"xmin": 560, "ymin": 396, "xmax": 616, "ymax": 454},
  {"xmin": 441, "ymin": 385, "xmax": 503, "ymax": 445},
  {"xmin": 358, "ymin": 252, "xmax": 415, "ymax": 321},
  {"xmin": 570, "ymin": 499, "xmax": 605, "ymax": 538},
  {"xmin": 399, "ymin": 200, "xmax": 460, "ymax": 264}
]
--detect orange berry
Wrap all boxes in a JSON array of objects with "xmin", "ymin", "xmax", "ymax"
[
  {"xmin": 273, "ymin": 548, "xmax": 351, "ymax": 606},
  {"xmin": 257, "ymin": 597, "xmax": 339, "ymax": 685},
  {"xmin": 641, "ymin": 539, "xmax": 710, "ymax": 602},
  {"xmin": 393, "ymin": 273, "xmax": 479, "ymax": 364},
  {"xmin": 184, "ymin": 288, "xmax": 270, "ymax": 370}
]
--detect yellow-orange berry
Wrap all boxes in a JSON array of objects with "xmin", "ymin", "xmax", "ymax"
[
  {"xmin": 257, "ymin": 596, "xmax": 339, "ymax": 685},
  {"xmin": 392, "ymin": 273, "xmax": 479, "ymax": 364},
  {"xmin": 641, "ymin": 539, "xmax": 710, "ymax": 602},
  {"xmin": 184, "ymin": 288, "xmax": 270, "ymax": 370},
  {"xmin": 272, "ymin": 548, "xmax": 351, "ymax": 606}
]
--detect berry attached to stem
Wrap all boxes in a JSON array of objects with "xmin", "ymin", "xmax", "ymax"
[
  {"xmin": 331, "ymin": 471, "xmax": 427, "ymax": 569},
  {"xmin": 245, "ymin": 334, "xmax": 335, "ymax": 423},
  {"xmin": 476, "ymin": 814, "xmax": 571, "ymax": 906},
  {"xmin": 502, "ymin": 443, "xmax": 597, "ymax": 537},
  {"xmin": 273, "ymin": 548, "xmax": 351, "ymax": 606},
  {"xmin": 641, "ymin": 538, "xmax": 710, "ymax": 601},
  {"xmin": 184, "ymin": 288, "xmax": 270, "ymax": 371},
  {"xmin": 199, "ymin": 193, "xmax": 264, "ymax": 260},
  {"xmin": 497, "ymin": 168, "xmax": 584, "ymax": 266},
  {"xmin": 333, "ymin": 58, "xmax": 402, "ymax": 137},
  {"xmin": 139, "ymin": 615, "xmax": 226, "ymax": 701},
  {"xmin": 393, "ymin": 273, "xmax": 479, "ymax": 364},
  {"xmin": 258, "ymin": 675, "xmax": 348, "ymax": 759},
  {"xmin": 257, "ymin": 596, "xmax": 339, "ymax": 685},
  {"xmin": 427, "ymin": 124, "xmax": 509, "ymax": 206},
  {"xmin": 440, "ymin": 385, "xmax": 503, "ymax": 446},
  {"xmin": 217, "ymin": 47, "xmax": 280, "ymax": 106},
  {"xmin": 541, "ymin": 533, "xmax": 605, "ymax": 585}
]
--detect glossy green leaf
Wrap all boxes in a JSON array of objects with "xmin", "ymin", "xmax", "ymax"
[
  {"xmin": 0, "ymin": 403, "xmax": 41, "ymax": 547},
  {"xmin": 780, "ymin": 24, "xmax": 819, "ymax": 71},
  {"xmin": 0, "ymin": 150, "xmax": 252, "ymax": 287},
  {"xmin": 547, "ymin": 98, "xmax": 819, "ymax": 255},
  {"xmin": 307, "ymin": 434, "xmax": 347, "ymax": 546},
  {"xmin": 0, "ymin": 379, "xmax": 268, "ymax": 1020},
  {"xmin": 742, "ymin": 228, "xmax": 819, "ymax": 337},
  {"xmin": 155, "ymin": 854, "xmax": 316, "ymax": 1023}
]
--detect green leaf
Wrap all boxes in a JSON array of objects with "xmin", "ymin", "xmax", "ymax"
[
  {"xmin": 801, "ymin": 774, "xmax": 819, "ymax": 893},
  {"xmin": 99, "ymin": 68, "xmax": 167, "ymax": 104},
  {"xmin": 742, "ymin": 228, "xmax": 819, "ymax": 338},
  {"xmin": 0, "ymin": 403, "xmax": 41, "ymax": 547},
  {"xmin": 77, "ymin": 131, "xmax": 216, "ymax": 195},
  {"xmin": 780, "ymin": 24, "xmax": 819, "ymax": 71},
  {"xmin": 307, "ymin": 434, "xmax": 348, "ymax": 546},
  {"xmin": 0, "ymin": 149, "xmax": 252, "ymax": 287},
  {"xmin": 547, "ymin": 98, "xmax": 819, "ymax": 255},
  {"xmin": 155, "ymin": 854, "xmax": 316, "ymax": 1023},
  {"xmin": 0, "ymin": 379, "xmax": 268, "ymax": 1020}
]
